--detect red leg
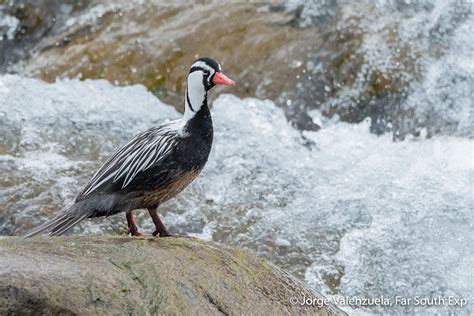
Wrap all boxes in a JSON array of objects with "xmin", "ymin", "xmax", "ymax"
[
  {"xmin": 126, "ymin": 210, "xmax": 143, "ymax": 237},
  {"xmin": 148, "ymin": 207, "xmax": 171, "ymax": 237}
]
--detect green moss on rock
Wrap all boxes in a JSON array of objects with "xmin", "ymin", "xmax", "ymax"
[{"xmin": 0, "ymin": 236, "xmax": 345, "ymax": 315}]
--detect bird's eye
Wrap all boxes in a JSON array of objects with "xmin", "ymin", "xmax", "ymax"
[{"xmin": 203, "ymin": 70, "xmax": 210, "ymax": 76}]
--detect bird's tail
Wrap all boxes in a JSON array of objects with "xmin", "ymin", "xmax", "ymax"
[{"xmin": 22, "ymin": 203, "xmax": 91, "ymax": 238}]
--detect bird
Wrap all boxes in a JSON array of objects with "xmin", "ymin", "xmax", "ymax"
[{"xmin": 23, "ymin": 57, "xmax": 235, "ymax": 238}]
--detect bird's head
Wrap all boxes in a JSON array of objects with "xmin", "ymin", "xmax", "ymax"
[
  {"xmin": 188, "ymin": 57, "xmax": 235, "ymax": 92},
  {"xmin": 184, "ymin": 57, "xmax": 234, "ymax": 120}
]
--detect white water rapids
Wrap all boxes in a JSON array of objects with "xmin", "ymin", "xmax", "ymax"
[{"xmin": 0, "ymin": 74, "xmax": 472, "ymax": 314}]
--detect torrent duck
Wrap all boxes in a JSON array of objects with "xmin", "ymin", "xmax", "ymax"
[{"xmin": 23, "ymin": 57, "xmax": 235, "ymax": 237}]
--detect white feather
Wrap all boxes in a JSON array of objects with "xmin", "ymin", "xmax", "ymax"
[{"xmin": 77, "ymin": 122, "xmax": 181, "ymax": 199}]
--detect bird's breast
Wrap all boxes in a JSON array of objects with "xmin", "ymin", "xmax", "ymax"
[
  {"xmin": 175, "ymin": 133, "xmax": 212, "ymax": 170},
  {"xmin": 142, "ymin": 167, "xmax": 202, "ymax": 206}
]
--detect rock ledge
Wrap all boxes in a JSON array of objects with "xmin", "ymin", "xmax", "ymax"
[{"xmin": 0, "ymin": 236, "xmax": 344, "ymax": 315}]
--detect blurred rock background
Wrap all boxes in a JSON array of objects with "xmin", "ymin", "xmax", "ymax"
[{"xmin": 2, "ymin": 0, "xmax": 472, "ymax": 138}]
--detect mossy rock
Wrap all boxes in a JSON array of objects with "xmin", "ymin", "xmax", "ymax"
[{"xmin": 0, "ymin": 236, "xmax": 345, "ymax": 315}]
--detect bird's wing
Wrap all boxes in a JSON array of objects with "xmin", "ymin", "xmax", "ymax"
[{"xmin": 76, "ymin": 122, "xmax": 181, "ymax": 201}]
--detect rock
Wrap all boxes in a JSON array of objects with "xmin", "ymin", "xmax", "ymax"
[
  {"xmin": 9, "ymin": 1, "xmax": 443, "ymax": 138},
  {"xmin": 8, "ymin": 1, "xmax": 459, "ymax": 138},
  {"xmin": 0, "ymin": 236, "xmax": 345, "ymax": 315},
  {"xmin": 20, "ymin": 1, "xmax": 319, "ymax": 112},
  {"xmin": 0, "ymin": 0, "xmax": 89, "ymax": 71}
]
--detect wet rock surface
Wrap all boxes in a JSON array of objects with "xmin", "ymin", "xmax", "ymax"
[
  {"xmin": 0, "ymin": 0, "xmax": 89, "ymax": 71},
  {"xmin": 19, "ymin": 2, "xmax": 316, "ymax": 113},
  {"xmin": 0, "ymin": 236, "xmax": 345, "ymax": 315}
]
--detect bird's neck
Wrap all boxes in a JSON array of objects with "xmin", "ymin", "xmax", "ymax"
[
  {"xmin": 183, "ymin": 78, "xmax": 207, "ymax": 122},
  {"xmin": 183, "ymin": 92, "xmax": 213, "ymax": 147},
  {"xmin": 182, "ymin": 82, "xmax": 213, "ymax": 142}
]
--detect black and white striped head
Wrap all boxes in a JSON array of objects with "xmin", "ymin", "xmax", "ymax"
[
  {"xmin": 184, "ymin": 58, "xmax": 234, "ymax": 120},
  {"xmin": 188, "ymin": 57, "xmax": 235, "ymax": 91}
]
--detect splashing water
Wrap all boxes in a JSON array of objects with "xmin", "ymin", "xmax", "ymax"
[
  {"xmin": 284, "ymin": 0, "xmax": 474, "ymax": 138},
  {"xmin": 1, "ymin": 75, "xmax": 472, "ymax": 314}
]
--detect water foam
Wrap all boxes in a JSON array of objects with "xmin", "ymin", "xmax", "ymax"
[{"xmin": 0, "ymin": 76, "xmax": 472, "ymax": 314}]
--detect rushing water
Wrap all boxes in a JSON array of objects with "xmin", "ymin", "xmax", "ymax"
[
  {"xmin": 1, "ymin": 0, "xmax": 473, "ymax": 314},
  {"xmin": 283, "ymin": 0, "xmax": 474, "ymax": 139},
  {"xmin": 1, "ymin": 75, "xmax": 472, "ymax": 314}
]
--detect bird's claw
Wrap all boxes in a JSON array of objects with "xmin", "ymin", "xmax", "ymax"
[
  {"xmin": 128, "ymin": 226, "xmax": 144, "ymax": 237},
  {"xmin": 152, "ymin": 230, "xmax": 173, "ymax": 237}
]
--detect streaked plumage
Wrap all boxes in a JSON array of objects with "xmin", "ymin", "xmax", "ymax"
[
  {"xmin": 77, "ymin": 123, "xmax": 179, "ymax": 199},
  {"xmin": 23, "ymin": 57, "xmax": 235, "ymax": 237}
]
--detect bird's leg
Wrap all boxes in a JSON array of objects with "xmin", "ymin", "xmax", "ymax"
[
  {"xmin": 148, "ymin": 207, "xmax": 172, "ymax": 237},
  {"xmin": 126, "ymin": 210, "xmax": 143, "ymax": 237}
]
